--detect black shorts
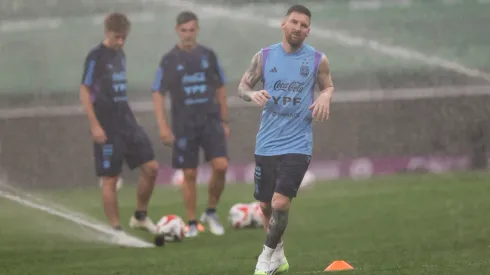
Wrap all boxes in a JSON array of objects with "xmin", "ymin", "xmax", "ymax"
[
  {"xmin": 94, "ymin": 127, "xmax": 155, "ymax": 177},
  {"xmin": 172, "ymin": 119, "xmax": 228, "ymax": 169},
  {"xmin": 254, "ymin": 153, "xmax": 311, "ymax": 202}
]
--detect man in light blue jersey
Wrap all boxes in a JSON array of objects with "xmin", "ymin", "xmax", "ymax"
[{"xmin": 237, "ymin": 5, "xmax": 334, "ymax": 275}]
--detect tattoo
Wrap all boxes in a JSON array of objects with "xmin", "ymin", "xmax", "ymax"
[
  {"xmin": 317, "ymin": 55, "xmax": 334, "ymax": 92},
  {"xmin": 264, "ymin": 209, "xmax": 289, "ymax": 249},
  {"xmin": 238, "ymin": 51, "xmax": 262, "ymax": 101}
]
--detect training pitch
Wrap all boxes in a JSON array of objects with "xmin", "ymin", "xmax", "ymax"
[{"xmin": 1, "ymin": 171, "xmax": 490, "ymax": 275}]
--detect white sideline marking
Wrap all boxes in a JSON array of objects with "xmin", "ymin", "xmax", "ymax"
[
  {"xmin": 0, "ymin": 85, "xmax": 489, "ymax": 119},
  {"xmin": 0, "ymin": 188, "xmax": 154, "ymax": 248}
]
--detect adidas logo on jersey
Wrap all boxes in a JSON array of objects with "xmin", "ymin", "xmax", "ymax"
[{"xmin": 270, "ymin": 67, "xmax": 277, "ymax": 73}]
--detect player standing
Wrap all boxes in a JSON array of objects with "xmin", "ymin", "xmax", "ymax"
[
  {"xmin": 152, "ymin": 11, "xmax": 229, "ymax": 237},
  {"xmin": 237, "ymin": 5, "xmax": 334, "ymax": 275},
  {"xmin": 80, "ymin": 12, "xmax": 159, "ymax": 236}
]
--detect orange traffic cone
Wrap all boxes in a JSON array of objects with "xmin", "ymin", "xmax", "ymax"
[{"xmin": 324, "ymin": 260, "xmax": 354, "ymax": 272}]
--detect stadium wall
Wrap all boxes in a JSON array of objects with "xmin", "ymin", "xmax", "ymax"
[{"xmin": 1, "ymin": 84, "xmax": 489, "ymax": 189}]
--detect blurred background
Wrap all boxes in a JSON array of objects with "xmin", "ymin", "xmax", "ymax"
[{"xmin": 0, "ymin": 0, "xmax": 489, "ymax": 188}]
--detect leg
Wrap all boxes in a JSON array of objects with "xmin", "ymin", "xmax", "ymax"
[
  {"xmin": 265, "ymin": 193, "xmax": 290, "ymax": 249},
  {"xmin": 260, "ymin": 202, "xmax": 272, "ymax": 233},
  {"xmin": 199, "ymin": 119, "xmax": 229, "ymax": 235},
  {"xmin": 202, "ymin": 119, "xmax": 228, "ymax": 210},
  {"xmin": 172, "ymin": 135, "xmax": 200, "ymax": 237},
  {"xmin": 182, "ymin": 168, "xmax": 198, "ymax": 222},
  {"xmin": 253, "ymin": 155, "xmax": 277, "ymax": 274},
  {"xmin": 136, "ymin": 160, "xmax": 158, "ymax": 212},
  {"xmin": 101, "ymin": 176, "xmax": 121, "ymax": 229},
  {"xmin": 267, "ymin": 154, "xmax": 311, "ymax": 275},
  {"xmin": 207, "ymin": 157, "xmax": 228, "ymax": 210},
  {"xmin": 125, "ymin": 128, "xmax": 159, "ymax": 234},
  {"xmin": 94, "ymin": 141, "xmax": 124, "ymax": 230}
]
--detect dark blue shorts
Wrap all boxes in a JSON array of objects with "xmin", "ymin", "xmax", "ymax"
[
  {"xmin": 93, "ymin": 127, "xmax": 155, "ymax": 177},
  {"xmin": 254, "ymin": 153, "xmax": 311, "ymax": 202},
  {"xmin": 172, "ymin": 119, "xmax": 228, "ymax": 169}
]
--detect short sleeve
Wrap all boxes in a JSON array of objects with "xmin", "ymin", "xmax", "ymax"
[
  {"xmin": 81, "ymin": 52, "xmax": 98, "ymax": 87},
  {"xmin": 210, "ymin": 51, "xmax": 226, "ymax": 87},
  {"xmin": 152, "ymin": 57, "xmax": 170, "ymax": 94}
]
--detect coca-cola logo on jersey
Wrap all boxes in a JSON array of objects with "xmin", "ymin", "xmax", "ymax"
[{"xmin": 273, "ymin": 80, "xmax": 305, "ymax": 92}]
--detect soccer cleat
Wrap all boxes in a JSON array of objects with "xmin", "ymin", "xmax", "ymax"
[
  {"xmin": 129, "ymin": 215, "xmax": 157, "ymax": 235},
  {"xmin": 269, "ymin": 242, "xmax": 289, "ymax": 275},
  {"xmin": 184, "ymin": 224, "xmax": 199, "ymax": 238},
  {"xmin": 254, "ymin": 258, "xmax": 270, "ymax": 275},
  {"xmin": 200, "ymin": 212, "xmax": 225, "ymax": 236},
  {"xmin": 269, "ymin": 261, "xmax": 289, "ymax": 275}
]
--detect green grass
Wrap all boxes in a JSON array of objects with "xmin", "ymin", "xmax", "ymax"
[{"xmin": 2, "ymin": 171, "xmax": 490, "ymax": 274}]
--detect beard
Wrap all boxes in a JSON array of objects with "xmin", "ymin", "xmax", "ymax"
[{"xmin": 286, "ymin": 33, "xmax": 304, "ymax": 49}]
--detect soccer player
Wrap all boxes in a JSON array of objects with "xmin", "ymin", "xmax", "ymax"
[
  {"xmin": 237, "ymin": 5, "xmax": 334, "ymax": 275},
  {"xmin": 152, "ymin": 11, "xmax": 229, "ymax": 238},
  {"xmin": 80, "ymin": 12, "xmax": 159, "ymax": 236}
]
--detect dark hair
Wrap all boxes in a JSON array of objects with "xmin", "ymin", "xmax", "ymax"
[
  {"xmin": 176, "ymin": 11, "xmax": 198, "ymax": 26},
  {"xmin": 104, "ymin": 12, "xmax": 131, "ymax": 33},
  {"xmin": 286, "ymin": 5, "xmax": 311, "ymax": 19}
]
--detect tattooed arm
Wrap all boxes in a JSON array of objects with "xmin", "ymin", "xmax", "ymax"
[{"xmin": 238, "ymin": 51, "xmax": 266, "ymax": 103}]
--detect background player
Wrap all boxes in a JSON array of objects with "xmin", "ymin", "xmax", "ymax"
[
  {"xmin": 80, "ymin": 12, "xmax": 159, "ymax": 236},
  {"xmin": 237, "ymin": 5, "xmax": 334, "ymax": 275},
  {"xmin": 152, "ymin": 11, "xmax": 229, "ymax": 237}
]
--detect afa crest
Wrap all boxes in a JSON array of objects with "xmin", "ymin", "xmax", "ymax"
[
  {"xmin": 300, "ymin": 59, "xmax": 309, "ymax": 77},
  {"xmin": 201, "ymin": 57, "xmax": 209, "ymax": 69}
]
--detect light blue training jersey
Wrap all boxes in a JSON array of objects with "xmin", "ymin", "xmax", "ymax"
[{"xmin": 255, "ymin": 42, "xmax": 323, "ymax": 156}]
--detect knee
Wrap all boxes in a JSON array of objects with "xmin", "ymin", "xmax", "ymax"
[
  {"xmin": 271, "ymin": 193, "xmax": 291, "ymax": 211},
  {"xmin": 143, "ymin": 160, "xmax": 159, "ymax": 178},
  {"xmin": 260, "ymin": 202, "xmax": 272, "ymax": 217},
  {"xmin": 212, "ymin": 157, "xmax": 228, "ymax": 175},
  {"xmin": 183, "ymin": 169, "xmax": 198, "ymax": 183},
  {"xmin": 101, "ymin": 176, "xmax": 119, "ymax": 191}
]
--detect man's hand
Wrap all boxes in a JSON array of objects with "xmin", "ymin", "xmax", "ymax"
[
  {"xmin": 309, "ymin": 91, "xmax": 332, "ymax": 122},
  {"xmin": 159, "ymin": 128, "xmax": 175, "ymax": 147},
  {"xmin": 222, "ymin": 122, "xmax": 230, "ymax": 138},
  {"xmin": 91, "ymin": 125, "xmax": 107, "ymax": 144},
  {"xmin": 250, "ymin": 90, "xmax": 271, "ymax": 106}
]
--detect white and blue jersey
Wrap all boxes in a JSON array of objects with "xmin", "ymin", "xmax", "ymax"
[{"xmin": 255, "ymin": 43, "xmax": 323, "ymax": 156}]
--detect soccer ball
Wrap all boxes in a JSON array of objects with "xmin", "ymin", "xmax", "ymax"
[
  {"xmin": 248, "ymin": 202, "xmax": 264, "ymax": 228},
  {"xmin": 299, "ymin": 170, "xmax": 316, "ymax": 189},
  {"xmin": 156, "ymin": 215, "xmax": 186, "ymax": 242},
  {"xmin": 228, "ymin": 203, "xmax": 253, "ymax": 229}
]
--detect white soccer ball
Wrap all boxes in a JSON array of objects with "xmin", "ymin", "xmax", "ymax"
[
  {"xmin": 99, "ymin": 177, "xmax": 123, "ymax": 190},
  {"xmin": 228, "ymin": 203, "xmax": 253, "ymax": 229},
  {"xmin": 248, "ymin": 201, "xmax": 264, "ymax": 228},
  {"xmin": 156, "ymin": 215, "xmax": 186, "ymax": 242}
]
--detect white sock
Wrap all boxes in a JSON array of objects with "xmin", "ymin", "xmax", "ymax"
[
  {"xmin": 272, "ymin": 242, "xmax": 285, "ymax": 259},
  {"xmin": 259, "ymin": 245, "xmax": 275, "ymax": 259}
]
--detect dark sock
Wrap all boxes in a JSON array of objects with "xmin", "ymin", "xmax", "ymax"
[
  {"xmin": 206, "ymin": 208, "xmax": 216, "ymax": 214},
  {"xmin": 264, "ymin": 209, "xmax": 289, "ymax": 249},
  {"xmin": 134, "ymin": 210, "xmax": 147, "ymax": 221},
  {"xmin": 113, "ymin": 225, "xmax": 123, "ymax": 231},
  {"xmin": 188, "ymin": 220, "xmax": 197, "ymax": 226}
]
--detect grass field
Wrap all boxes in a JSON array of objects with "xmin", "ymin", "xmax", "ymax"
[{"xmin": 2, "ymin": 171, "xmax": 490, "ymax": 274}]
